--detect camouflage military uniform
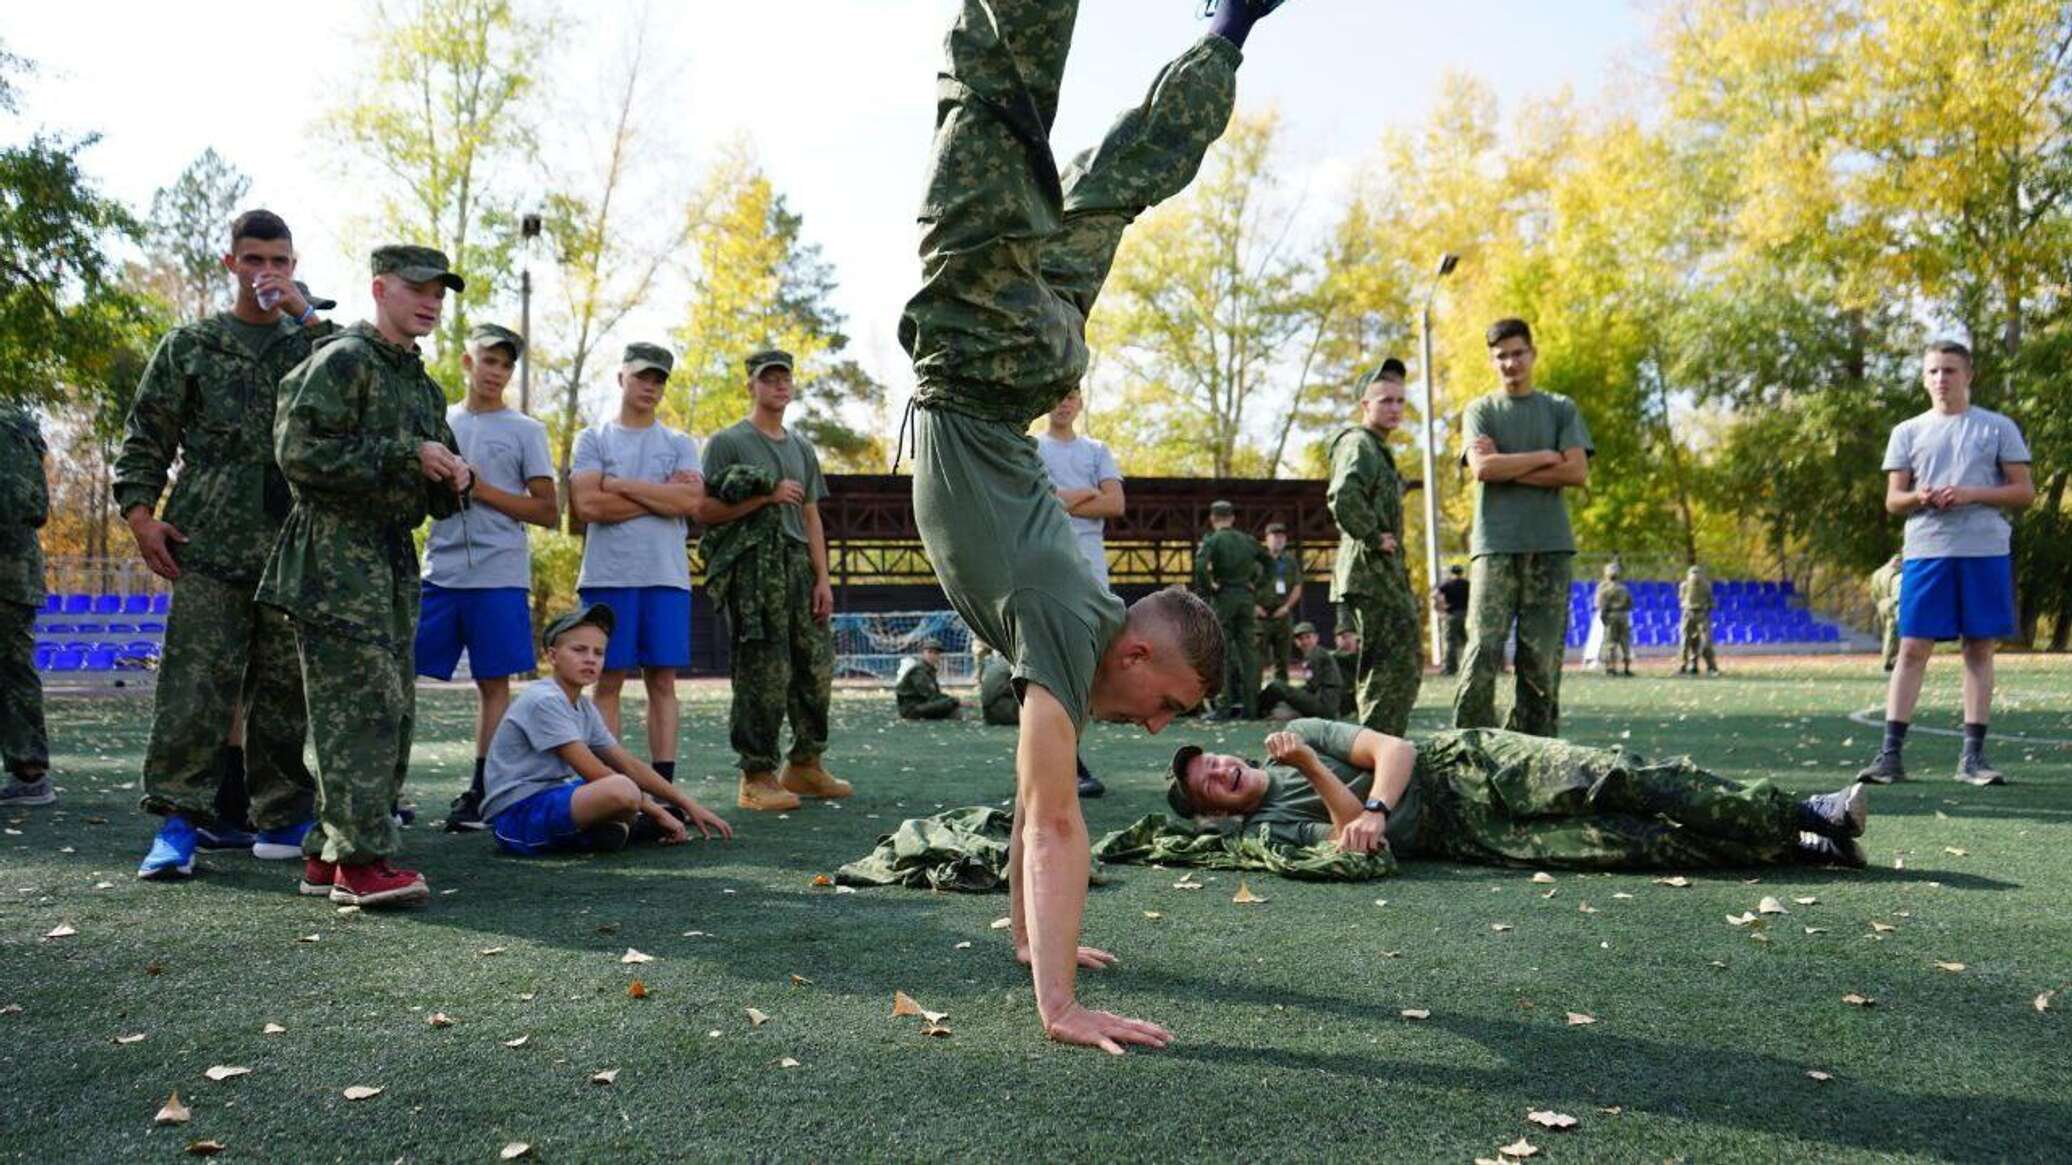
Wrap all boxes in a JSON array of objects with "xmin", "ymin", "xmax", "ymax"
[
  {"xmin": 1869, "ymin": 557, "xmax": 1902, "ymax": 672},
  {"xmin": 1595, "ymin": 573, "xmax": 1633, "ymax": 674},
  {"xmin": 1436, "ymin": 572, "xmax": 1469, "ymax": 676},
  {"xmin": 895, "ymin": 657, "xmax": 960, "ymax": 720},
  {"xmin": 114, "ymin": 313, "xmax": 324, "ymax": 828},
  {"xmin": 1403, "ymin": 729, "xmax": 1799, "ymax": 868},
  {"xmin": 258, "ymin": 320, "xmax": 461, "ymax": 865},
  {"xmin": 1678, "ymin": 570, "xmax": 1719, "ymax": 674},
  {"xmin": 701, "ymin": 455, "xmax": 834, "ymax": 775},
  {"xmin": 977, "ymin": 651, "xmax": 1019, "ymax": 725},
  {"xmin": 1257, "ymin": 546, "xmax": 1301, "ymax": 681},
  {"xmin": 1258, "ymin": 640, "xmax": 1343, "ymax": 720},
  {"xmin": 1329, "ymin": 646, "xmax": 1359, "ymax": 717},
  {"xmin": 1326, "ymin": 426, "xmax": 1420, "ymax": 736},
  {"xmin": 1197, "ymin": 524, "xmax": 1273, "ymax": 717},
  {"xmin": 0, "ymin": 404, "xmax": 50, "ymax": 780}
]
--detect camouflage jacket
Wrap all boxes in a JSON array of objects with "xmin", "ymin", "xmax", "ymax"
[
  {"xmin": 895, "ymin": 657, "xmax": 952, "ymax": 716},
  {"xmin": 701, "ymin": 463, "xmax": 784, "ymax": 643},
  {"xmin": 1678, "ymin": 576, "xmax": 1714, "ymax": 614},
  {"xmin": 1195, "ymin": 527, "xmax": 1272, "ymax": 598},
  {"xmin": 1595, "ymin": 580, "xmax": 1632, "ymax": 616},
  {"xmin": 113, "ymin": 313, "xmax": 335, "ymax": 585},
  {"xmin": 1298, "ymin": 643, "xmax": 1344, "ymax": 705},
  {"xmin": 256, "ymin": 323, "xmax": 460, "ymax": 647},
  {"xmin": 0, "ymin": 403, "xmax": 49, "ymax": 607},
  {"xmin": 1869, "ymin": 561, "xmax": 1901, "ymax": 616},
  {"xmin": 1326, "ymin": 425, "xmax": 1408, "ymax": 602}
]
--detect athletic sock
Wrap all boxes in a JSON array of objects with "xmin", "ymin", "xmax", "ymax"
[
  {"xmin": 1207, "ymin": 0, "xmax": 1258, "ymax": 49},
  {"xmin": 1881, "ymin": 719, "xmax": 1909, "ymax": 758},
  {"xmin": 469, "ymin": 757, "xmax": 487, "ymax": 798},
  {"xmin": 653, "ymin": 760, "xmax": 676, "ymax": 783},
  {"xmin": 1961, "ymin": 722, "xmax": 1987, "ymax": 761}
]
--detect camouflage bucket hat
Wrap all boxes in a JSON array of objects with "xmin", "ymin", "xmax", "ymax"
[
  {"xmin": 623, "ymin": 342, "xmax": 674, "ymax": 377},
  {"xmin": 370, "ymin": 244, "xmax": 465, "ymax": 292},
  {"xmin": 541, "ymin": 602, "xmax": 615, "ymax": 652},
  {"xmin": 468, "ymin": 322, "xmax": 526, "ymax": 360}
]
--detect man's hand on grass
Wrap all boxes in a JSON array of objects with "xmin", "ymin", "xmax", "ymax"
[
  {"xmin": 1017, "ymin": 942, "xmax": 1118, "ymax": 971},
  {"xmin": 1043, "ymin": 1002, "xmax": 1172, "ymax": 1056}
]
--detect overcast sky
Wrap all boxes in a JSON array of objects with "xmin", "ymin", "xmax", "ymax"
[{"xmin": 7, "ymin": 0, "xmax": 1640, "ymax": 426}]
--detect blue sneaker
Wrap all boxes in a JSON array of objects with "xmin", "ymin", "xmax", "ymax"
[
  {"xmin": 195, "ymin": 823, "xmax": 257, "ymax": 850},
  {"xmin": 252, "ymin": 820, "xmax": 315, "ymax": 861},
  {"xmin": 138, "ymin": 816, "xmax": 199, "ymax": 881}
]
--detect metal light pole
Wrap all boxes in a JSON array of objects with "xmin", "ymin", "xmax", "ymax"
[
  {"xmin": 518, "ymin": 211, "xmax": 542, "ymax": 415},
  {"xmin": 1419, "ymin": 252, "xmax": 1460, "ymax": 661}
]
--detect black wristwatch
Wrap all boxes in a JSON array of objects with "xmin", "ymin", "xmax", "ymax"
[{"xmin": 1362, "ymin": 798, "xmax": 1391, "ymax": 816}]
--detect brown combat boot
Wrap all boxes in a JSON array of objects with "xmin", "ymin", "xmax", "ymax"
[
  {"xmin": 779, "ymin": 757, "xmax": 852, "ymax": 800},
  {"xmin": 737, "ymin": 771, "xmax": 801, "ymax": 812}
]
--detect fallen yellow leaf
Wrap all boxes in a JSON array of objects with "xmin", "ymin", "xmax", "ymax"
[
  {"xmin": 1526, "ymin": 1110, "xmax": 1578, "ymax": 1130},
  {"xmin": 1934, "ymin": 961, "xmax": 1966, "ymax": 973},
  {"xmin": 1611, "ymin": 892, "xmax": 1634, "ymax": 900},
  {"xmin": 989, "ymin": 917, "xmax": 1012, "ymax": 929},
  {"xmin": 1806, "ymin": 1070, "xmax": 1834, "ymax": 1082},
  {"xmin": 1943, "ymin": 847, "xmax": 1969, "ymax": 857},
  {"xmin": 747, "ymin": 1007, "xmax": 771, "ymax": 1027},
  {"xmin": 1399, "ymin": 1008, "xmax": 1431, "ymax": 1020},
  {"xmin": 810, "ymin": 874, "xmax": 834, "ymax": 887},
  {"xmin": 42, "ymin": 923, "xmax": 76, "ymax": 939},
  {"xmin": 296, "ymin": 933, "xmax": 319, "ymax": 944},
  {"xmin": 891, "ymin": 991, "xmax": 947, "ymax": 1023},
  {"xmin": 1231, "ymin": 880, "xmax": 1267, "ymax": 904},
  {"xmin": 502, "ymin": 1036, "xmax": 529, "ymax": 1048},
  {"xmin": 621, "ymin": 948, "xmax": 654, "ymax": 964},
  {"xmin": 1842, "ymin": 993, "xmax": 1875, "ymax": 1007},
  {"xmin": 1757, "ymin": 897, "xmax": 1788, "ymax": 915},
  {"xmin": 1577, "ymin": 902, "xmax": 1598, "ymax": 915},
  {"xmin": 186, "ymin": 1139, "xmax": 227, "ymax": 1156},
  {"xmin": 1530, "ymin": 872, "xmax": 1556, "ymax": 884},
  {"xmin": 1499, "ymin": 1137, "xmax": 1539, "ymax": 1159},
  {"xmin": 2035, "ymin": 990, "xmax": 2055, "ymax": 1013},
  {"xmin": 426, "ymin": 1012, "xmax": 455, "ymax": 1028},
  {"xmin": 1804, "ymin": 927, "xmax": 1829, "ymax": 935},
  {"xmin": 1565, "ymin": 1012, "xmax": 1596, "ymax": 1026},
  {"xmin": 202, "ymin": 1065, "xmax": 250, "ymax": 1082},
  {"xmin": 477, "ymin": 946, "xmax": 507, "ymax": 956},
  {"xmin": 262, "ymin": 1022, "xmax": 286, "ymax": 1035},
  {"xmin": 1653, "ymin": 876, "xmax": 1691, "ymax": 888},
  {"xmin": 920, "ymin": 1021, "xmax": 953, "ymax": 1038},
  {"xmin": 342, "ymin": 1085, "xmax": 383, "ymax": 1101},
  {"xmin": 114, "ymin": 1033, "xmax": 147, "ymax": 1045},
  {"xmin": 1491, "ymin": 923, "xmax": 1514, "ymax": 933},
  {"xmin": 776, "ymin": 1056, "xmax": 801, "ymax": 1069},
  {"xmin": 627, "ymin": 980, "xmax": 648, "ymax": 999},
  {"xmin": 1793, "ymin": 896, "xmax": 1818, "ymax": 905},
  {"xmin": 591, "ymin": 1068, "xmax": 619, "ymax": 1085},
  {"xmin": 499, "ymin": 1143, "xmax": 533, "ymax": 1161},
  {"xmin": 1869, "ymin": 921, "xmax": 1897, "ymax": 933},
  {"xmin": 790, "ymin": 975, "xmax": 812, "ymax": 987},
  {"xmin": 155, "ymin": 1092, "xmax": 191, "ymax": 1125}
]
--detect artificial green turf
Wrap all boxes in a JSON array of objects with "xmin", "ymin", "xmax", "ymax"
[{"xmin": 2, "ymin": 656, "xmax": 2067, "ymax": 1162}]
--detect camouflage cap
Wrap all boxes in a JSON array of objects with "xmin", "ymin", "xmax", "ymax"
[
  {"xmin": 1264, "ymin": 521, "xmax": 1288, "ymax": 534},
  {"xmin": 745, "ymin": 348, "xmax": 794, "ymax": 378},
  {"xmin": 292, "ymin": 280, "xmax": 337, "ymax": 311},
  {"xmin": 468, "ymin": 322, "xmax": 525, "ymax": 360},
  {"xmin": 1291, "ymin": 621, "xmax": 1317, "ymax": 637},
  {"xmin": 1165, "ymin": 745, "xmax": 1206, "ymax": 817},
  {"xmin": 1209, "ymin": 499, "xmax": 1235, "ymax": 516},
  {"xmin": 1367, "ymin": 357, "xmax": 1408, "ymax": 385},
  {"xmin": 622, "ymin": 341, "xmax": 673, "ymax": 377},
  {"xmin": 370, "ymin": 244, "xmax": 465, "ymax": 292},
  {"xmin": 541, "ymin": 602, "xmax": 615, "ymax": 651},
  {"xmin": 917, "ymin": 637, "xmax": 943, "ymax": 652}
]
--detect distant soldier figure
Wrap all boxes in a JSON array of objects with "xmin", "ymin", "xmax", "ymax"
[
  {"xmin": 1257, "ymin": 622, "xmax": 1343, "ymax": 720},
  {"xmin": 974, "ymin": 642, "xmax": 1018, "ymax": 726},
  {"xmin": 1868, "ymin": 552, "xmax": 1903, "ymax": 673},
  {"xmin": 1330, "ymin": 627, "xmax": 1360, "ymax": 717},
  {"xmin": 1257, "ymin": 521, "xmax": 1303, "ymax": 682},
  {"xmin": 1677, "ymin": 564, "xmax": 1720, "ymax": 676},
  {"xmin": 1197, "ymin": 499, "xmax": 1273, "ymax": 720},
  {"xmin": 1434, "ymin": 564, "xmax": 1469, "ymax": 675},
  {"xmin": 0, "ymin": 402, "xmax": 51, "ymax": 809},
  {"xmin": 1595, "ymin": 561, "xmax": 1634, "ymax": 676},
  {"xmin": 1329, "ymin": 360, "xmax": 1421, "ymax": 736},
  {"xmin": 895, "ymin": 638, "xmax": 962, "ymax": 720}
]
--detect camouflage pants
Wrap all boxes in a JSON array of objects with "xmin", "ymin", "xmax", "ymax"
[
  {"xmin": 1680, "ymin": 611, "xmax": 1718, "ymax": 671},
  {"xmin": 292, "ymin": 621, "xmax": 413, "ymax": 864},
  {"xmin": 0, "ymin": 600, "xmax": 46, "ymax": 776},
  {"xmin": 1213, "ymin": 591, "xmax": 1259, "ymax": 716},
  {"xmin": 1600, "ymin": 613, "xmax": 1633, "ymax": 671},
  {"xmin": 725, "ymin": 543, "xmax": 832, "ymax": 773},
  {"xmin": 1345, "ymin": 582, "xmax": 1420, "ymax": 737},
  {"xmin": 1407, "ymin": 729, "xmax": 1798, "ymax": 869},
  {"xmin": 1878, "ymin": 611, "xmax": 1898, "ymax": 671},
  {"xmin": 899, "ymin": 0, "xmax": 1241, "ymax": 426},
  {"xmin": 901, "ymin": 696, "xmax": 961, "ymax": 722},
  {"xmin": 1258, "ymin": 614, "xmax": 1293, "ymax": 682},
  {"xmin": 1442, "ymin": 612, "xmax": 1467, "ymax": 675},
  {"xmin": 140, "ymin": 571, "xmax": 313, "ymax": 828},
  {"xmin": 1257, "ymin": 681, "xmax": 1333, "ymax": 720},
  {"xmin": 1454, "ymin": 552, "xmax": 1571, "ymax": 737}
]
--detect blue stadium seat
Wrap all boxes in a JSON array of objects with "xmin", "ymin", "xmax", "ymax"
[
  {"xmin": 92, "ymin": 594, "xmax": 121, "ymax": 615},
  {"xmin": 125, "ymin": 640, "xmax": 160, "ymax": 658},
  {"xmin": 122, "ymin": 594, "xmax": 151, "ymax": 615},
  {"xmin": 33, "ymin": 645, "xmax": 55, "ymax": 670},
  {"xmin": 44, "ymin": 623, "xmax": 74, "ymax": 635},
  {"xmin": 85, "ymin": 646, "xmax": 118, "ymax": 671},
  {"xmin": 50, "ymin": 648, "xmax": 85, "ymax": 672},
  {"xmin": 73, "ymin": 622, "xmax": 104, "ymax": 634},
  {"xmin": 151, "ymin": 593, "xmax": 171, "ymax": 614},
  {"xmin": 108, "ymin": 622, "xmax": 136, "ymax": 634},
  {"xmin": 41, "ymin": 594, "xmax": 59, "ymax": 614},
  {"xmin": 62, "ymin": 593, "xmax": 90, "ymax": 615},
  {"xmin": 137, "ymin": 621, "xmax": 165, "ymax": 634}
]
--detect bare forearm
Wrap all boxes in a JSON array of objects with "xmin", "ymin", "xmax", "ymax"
[
  {"xmin": 1296, "ymin": 758, "xmax": 1368, "ymax": 830},
  {"xmin": 804, "ymin": 507, "xmax": 831, "ymax": 584},
  {"xmin": 1017, "ymin": 690, "xmax": 1088, "ymax": 1023},
  {"xmin": 1971, "ymin": 481, "xmax": 2036, "ymax": 510},
  {"xmin": 577, "ymin": 490, "xmax": 650, "ymax": 523},
  {"xmin": 473, "ymin": 480, "xmax": 558, "ymax": 527},
  {"xmin": 694, "ymin": 494, "xmax": 770, "ymax": 525},
  {"xmin": 1071, "ymin": 483, "xmax": 1125, "ymax": 520},
  {"xmin": 611, "ymin": 479, "xmax": 701, "ymax": 517},
  {"xmin": 1472, "ymin": 450, "xmax": 1559, "ymax": 482}
]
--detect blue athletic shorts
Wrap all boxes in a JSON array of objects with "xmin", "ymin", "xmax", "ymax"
[
  {"xmin": 1898, "ymin": 555, "xmax": 2015, "ymax": 642},
  {"xmin": 577, "ymin": 586, "xmax": 691, "ymax": 672},
  {"xmin": 415, "ymin": 584, "xmax": 537, "ymax": 680},
  {"xmin": 490, "ymin": 779, "xmax": 588, "ymax": 856}
]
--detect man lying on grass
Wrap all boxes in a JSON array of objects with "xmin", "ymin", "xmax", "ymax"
[
  {"xmin": 476, "ymin": 604, "xmax": 732, "ymax": 856},
  {"xmin": 1165, "ymin": 720, "xmax": 1870, "ymax": 870}
]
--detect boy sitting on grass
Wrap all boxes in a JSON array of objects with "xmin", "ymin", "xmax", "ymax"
[{"xmin": 479, "ymin": 604, "xmax": 732, "ymax": 855}]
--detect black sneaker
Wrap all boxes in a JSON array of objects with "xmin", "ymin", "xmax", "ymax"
[
  {"xmin": 1798, "ymin": 782, "xmax": 1868, "ymax": 839},
  {"xmin": 444, "ymin": 789, "xmax": 489, "ymax": 833},
  {"xmin": 1855, "ymin": 751, "xmax": 1907, "ymax": 784},
  {"xmin": 582, "ymin": 821, "xmax": 631, "ymax": 853},
  {"xmin": 1795, "ymin": 831, "xmax": 1867, "ymax": 869},
  {"xmin": 1955, "ymin": 755, "xmax": 2007, "ymax": 786},
  {"xmin": 391, "ymin": 802, "xmax": 417, "ymax": 827},
  {"xmin": 1075, "ymin": 756, "xmax": 1105, "ymax": 799}
]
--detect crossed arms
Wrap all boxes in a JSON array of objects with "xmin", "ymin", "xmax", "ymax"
[
  {"xmin": 569, "ymin": 469, "xmax": 706, "ymax": 524},
  {"xmin": 1467, "ymin": 437, "xmax": 1589, "ymax": 489}
]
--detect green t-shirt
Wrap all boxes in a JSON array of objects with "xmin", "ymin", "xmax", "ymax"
[
  {"xmin": 914, "ymin": 410, "xmax": 1126, "ymax": 732},
  {"xmin": 701, "ymin": 419, "xmax": 828, "ymax": 545},
  {"xmin": 1244, "ymin": 718, "xmax": 1422, "ymax": 852},
  {"xmin": 1460, "ymin": 389, "xmax": 1593, "ymax": 556},
  {"xmin": 223, "ymin": 314, "xmax": 289, "ymax": 359}
]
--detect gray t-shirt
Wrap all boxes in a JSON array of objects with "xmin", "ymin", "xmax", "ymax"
[
  {"xmin": 1882, "ymin": 407, "xmax": 2031, "ymax": 559},
  {"xmin": 423, "ymin": 405, "xmax": 554, "ymax": 589},
  {"xmin": 571, "ymin": 420, "xmax": 701, "ymax": 590},
  {"xmin": 1035, "ymin": 431, "xmax": 1122, "ymax": 586},
  {"xmin": 480, "ymin": 680, "xmax": 620, "ymax": 821}
]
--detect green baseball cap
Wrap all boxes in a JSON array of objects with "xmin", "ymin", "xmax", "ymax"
[
  {"xmin": 1367, "ymin": 357, "xmax": 1408, "ymax": 384},
  {"xmin": 541, "ymin": 602, "xmax": 615, "ymax": 651},
  {"xmin": 622, "ymin": 342, "xmax": 673, "ymax": 377},
  {"xmin": 1165, "ymin": 745, "xmax": 1207, "ymax": 817},
  {"xmin": 370, "ymin": 244, "xmax": 465, "ymax": 292},
  {"xmin": 292, "ymin": 280, "xmax": 336, "ymax": 311},
  {"xmin": 745, "ymin": 348, "xmax": 794, "ymax": 378},
  {"xmin": 1265, "ymin": 521, "xmax": 1288, "ymax": 534},
  {"xmin": 1209, "ymin": 499, "xmax": 1235, "ymax": 516},
  {"xmin": 1291, "ymin": 621, "xmax": 1317, "ymax": 637},
  {"xmin": 917, "ymin": 637, "xmax": 943, "ymax": 652},
  {"xmin": 468, "ymin": 323, "xmax": 525, "ymax": 359}
]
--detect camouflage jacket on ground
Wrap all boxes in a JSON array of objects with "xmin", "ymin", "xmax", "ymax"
[
  {"xmin": 1326, "ymin": 425, "xmax": 1408, "ymax": 602},
  {"xmin": 113, "ymin": 313, "xmax": 335, "ymax": 585},
  {"xmin": 0, "ymin": 404, "xmax": 48, "ymax": 607},
  {"xmin": 256, "ymin": 322, "xmax": 460, "ymax": 647}
]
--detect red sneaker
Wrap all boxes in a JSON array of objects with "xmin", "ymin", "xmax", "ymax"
[
  {"xmin": 329, "ymin": 860, "xmax": 430, "ymax": 908},
  {"xmin": 298, "ymin": 858, "xmax": 337, "ymax": 897}
]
